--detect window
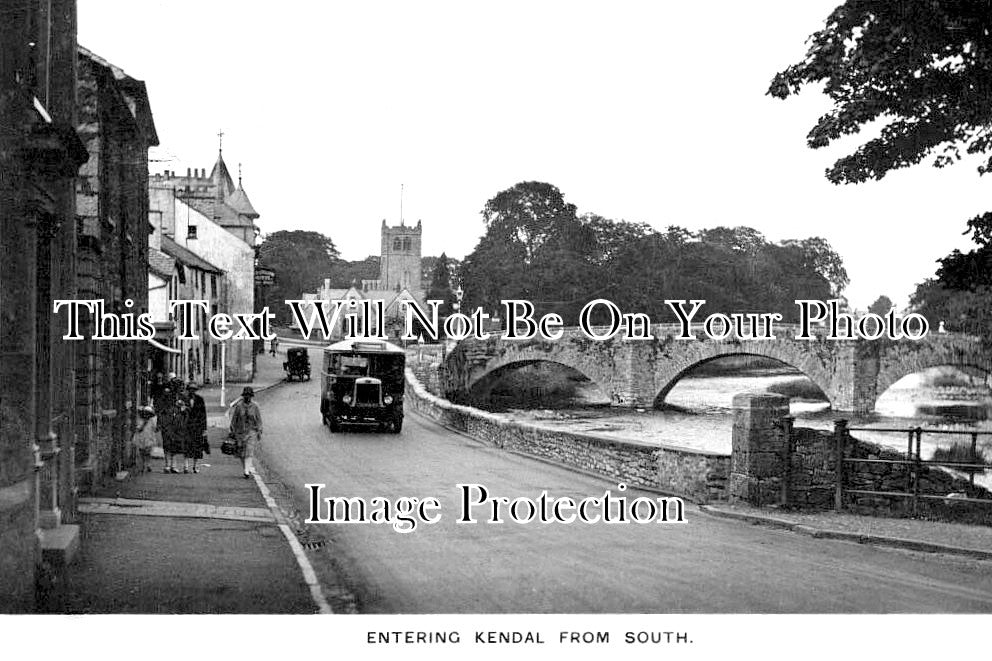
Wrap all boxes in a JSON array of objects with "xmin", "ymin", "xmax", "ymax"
[
  {"xmin": 339, "ymin": 355, "xmax": 368, "ymax": 376},
  {"xmin": 402, "ymin": 237, "xmax": 410, "ymax": 251},
  {"xmin": 187, "ymin": 225, "xmax": 198, "ymax": 240},
  {"xmin": 393, "ymin": 237, "xmax": 401, "ymax": 251}
]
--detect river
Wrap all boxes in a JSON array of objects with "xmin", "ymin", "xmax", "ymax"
[{"xmin": 473, "ymin": 363, "xmax": 992, "ymax": 488}]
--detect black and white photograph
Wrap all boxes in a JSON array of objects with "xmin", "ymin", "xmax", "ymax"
[{"xmin": 2, "ymin": 1, "xmax": 992, "ymax": 657}]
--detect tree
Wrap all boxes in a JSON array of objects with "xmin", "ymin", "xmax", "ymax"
[
  {"xmin": 769, "ymin": 2, "xmax": 992, "ymax": 185},
  {"xmin": 578, "ymin": 213, "xmax": 655, "ymax": 266},
  {"xmin": 258, "ymin": 230, "xmax": 340, "ymax": 323},
  {"xmin": 780, "ymin": 237, "xmax": 850, "ymax": 297},
  {"xmin": 463, "ymin": 182, "xmax": 595, "ymax": 322},
  {"xmin": 935, "ymin": 212, "xmax": 992, "ymax": 289},
  {"xmin": 481, "ymin": 182, "xmax": 578, "ymax": 263},
  {"xmin": 425, "ymin": 253, "xmax": 457, "ymax": 317},
  {"xmin": 868, "ymin": 295, "xmax": 894, "ymax": 316},
  {"xmin": 911, "ymin": 212, "xmax": 992, "ymax": 338},
  {"xmin": 328, "ymin": 256, "xmax": 379, "ymax": 289},
  {"xmin": 460, "ymin": 232, "xmax": 529, "ymax": 314}
]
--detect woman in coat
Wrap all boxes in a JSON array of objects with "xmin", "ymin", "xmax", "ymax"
[
  {"xmin": 183, "ymin": 382, "xmax": 208, "ymax": 473},
  {"xmin": 230, "ymin": 386, "xmax": 262, "ymax": 479},
  {"xmin": 157, "ymin": 384, "xmax": 184, "ymax": 473}
]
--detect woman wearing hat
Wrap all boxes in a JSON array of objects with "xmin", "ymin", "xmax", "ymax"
[
  {"xmin": 183, "ymin": 382, "xmax": 209, "ymax": 473},
  {"xmin": 229, "ymin": 386, "xmax": 263, "ymax": 478},
  {"xmin": 158, "ymin": 384, "xmax": 185, "ymax": 473}
]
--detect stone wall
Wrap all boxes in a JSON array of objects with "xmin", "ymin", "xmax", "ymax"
[
  {"xmin": 730, "ymin": 391, "xmax": 992, "ymax": 524},
  {"xmin": 408, "ymin": 355, "xmax": 442, "ymax": 395},
  {"xmin": 75, "ymin": 50, "xmax": 153, "ymax": 488},
  {"xmin": 406, "ymin": 369, "xmax": 729, "ymax": 502}
]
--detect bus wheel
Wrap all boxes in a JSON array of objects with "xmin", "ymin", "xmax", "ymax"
[{"xmin": 390, "ymin": 415, "xmax": 403, "ymax": 434}]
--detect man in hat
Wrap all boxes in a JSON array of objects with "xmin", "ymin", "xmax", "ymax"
[
  {"xmin": 229, "ymin": 386, "xmax": 263, "ymax": 478},
  {"xmin": 184, "ymin": 381, "xmax": 208, "ymax": 473}
]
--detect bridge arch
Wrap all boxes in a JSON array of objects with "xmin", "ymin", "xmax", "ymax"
[
  {"xmin": 874, "ymin": 337, "xmax": 992, "ymax": 403},
  {"xmin": 876, "ymin": 361, "xmax": 992, "ymax": 404},
  {"xmin": 651, "ymin": 343, "xmax": 836, "ymax": 408},
  {"xmin": 464, "ymin": 348, "xmax": 618, "ymax": 404}
]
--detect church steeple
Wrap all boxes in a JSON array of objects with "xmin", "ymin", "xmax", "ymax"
[
  {"xmin": 209, "ymin": 146, "xmax": 236, "ymax": 203},
  {"xmin": 227, "ymin": 164, "xmax": 259, "ymax": 219}
]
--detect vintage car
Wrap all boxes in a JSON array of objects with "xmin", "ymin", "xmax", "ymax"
[
  {"xmin": 283, "ymin": 346, "xmax": 311, "ymax": 382},
  {"xmin": 320, "ymin": 339, "xmax": 405, "ymax": 433}
]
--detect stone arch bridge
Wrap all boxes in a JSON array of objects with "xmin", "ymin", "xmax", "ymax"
[{"xmin": 442, "ymin": 325, "xmax": 992, "ymax": 414}]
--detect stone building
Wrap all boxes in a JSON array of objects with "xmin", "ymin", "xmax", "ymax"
[
  {"xmin": 364, "ymin": 219, "xmax": 423, "ymax": 294},
  {"xmin": 148, "ymin": 149, "xmax": 260, "ymax": 382},
  {"xmin": 74, "ymin": 45, "xmax": 159, "ymax": 495},
  {"xmin": 159, "ymin": 236, "xmax": 224, "ymax": 384},
  {"xmin": 0, "ymin": 2, "xmax": 156, "ymax": 611},
  {"xmin": 294, "ymin": 220, "xmax": 426, "ymax": 340},
  {"xmin": 0, "ymin": 0, "xmax": 86, "ymax": 613}
]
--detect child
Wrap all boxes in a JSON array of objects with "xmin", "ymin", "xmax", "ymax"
[{"xmin": 132, "ymin": 405, "xmax": 160, "ymax": 473}]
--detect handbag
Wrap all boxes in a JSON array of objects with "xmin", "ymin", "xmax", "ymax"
[{"xmin": 221, "ymin": 435, "xmax": 236, "ymax": 455}]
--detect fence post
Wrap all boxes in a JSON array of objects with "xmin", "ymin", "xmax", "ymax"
[
  {"xmin": 971, "ymin": 432, "xmax": 979, "ymax": 487},
  {"xmin": 905, "ymin": 428, "xmax": 914, "ymax": 505},
  {"xmin": 913, "ymin": 427, "xmax": 922, "ymax": 517},
  {"xmin": 834, "ymin": 419, "xmax": 847, "ymax": 511},
  {"xmin": 780, "ymin": 416, "xmax": 794, "ymax": 507}
]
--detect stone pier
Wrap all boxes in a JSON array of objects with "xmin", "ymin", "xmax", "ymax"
[{"xmin": 729, "ymin": 392, "xmax": 790, "ymax": 507}]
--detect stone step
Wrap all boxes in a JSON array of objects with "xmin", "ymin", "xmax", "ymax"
[{"xmin": 40, "ymin": 524, "xmax": 80, "ymax": 568}]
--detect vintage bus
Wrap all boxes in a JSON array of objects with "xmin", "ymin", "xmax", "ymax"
[{"xmin": 320, "ymin": 339, "xmax": 405, "ymax": 433}]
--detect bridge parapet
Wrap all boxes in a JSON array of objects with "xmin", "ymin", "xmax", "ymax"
[{"xmin": 442, "ymin": 325, "xmax": 989, "ymax": 413}]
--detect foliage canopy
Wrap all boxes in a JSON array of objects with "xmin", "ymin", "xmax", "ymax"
[{"xmin": 769, "ymin": 1, "xmax": 992, "ymax": 184}]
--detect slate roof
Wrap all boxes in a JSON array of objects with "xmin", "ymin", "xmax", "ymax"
[
  {"xmin": 209, "ymin": 152, "xmax": 236, "ymax": 199},
  {"xmin": 227, "ymin": 187, "xmax": 259, "ymax": 218},
  {"xmin": 185, "ymin": 197, "xmax": 255, "ymax": 228},
  {"xmin": 148, "ymin": 247, "xmax": 175, "ymax": 279},
  {"xmin": 161, "ymin": 236, "xmax": 223, "ymax": 274}
]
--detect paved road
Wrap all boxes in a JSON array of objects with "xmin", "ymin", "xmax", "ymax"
[{"xmin": 256, "ymin": 368, "xmax": 992, "ymax": 614}]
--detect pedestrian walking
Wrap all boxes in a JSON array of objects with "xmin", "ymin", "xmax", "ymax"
[
  {"xmin": 269, "ymin": 336, "xmax": 279, "ymax": 356},
  {"xmin": 184, "ymin": 382, "xmax": 209, "ymax": 473},
  {"xmin": 131, "ymin": 405, "xmax": 159, "ymax": 473},
  {"xmin": 157, "ymin": 384, "xmax": 184, "ymax": 473},
  {"xmin": 230, "ymin": 386, "xmax": 263, "ymax": 479}
]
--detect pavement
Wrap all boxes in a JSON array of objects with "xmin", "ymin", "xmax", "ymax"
[
  {"xmin": 700, "ymin": 502, "xmax": 992, "ymax": 560},
  {"xmin": 40, "ymin": 348, "xmax": 328, "ymax": 614}
]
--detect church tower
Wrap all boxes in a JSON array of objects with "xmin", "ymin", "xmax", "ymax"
[{"xmin": 378, "ymin": 219, "xmax": 422, "ymax": 293}]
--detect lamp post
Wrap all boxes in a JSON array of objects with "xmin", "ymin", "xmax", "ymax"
[{"xmin": 220, "ymin": 341, "xmax": 227, "ymax": 407}]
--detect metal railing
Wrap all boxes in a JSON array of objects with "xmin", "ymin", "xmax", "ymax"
[{"xmin": 835, "ymin": 421, "xmax": 992, "ymax": 514}]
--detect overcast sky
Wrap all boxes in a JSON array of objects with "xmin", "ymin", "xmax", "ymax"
[{"xmin": 78, "ymin": 1, "xmax": 990, "ymax": 309}]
